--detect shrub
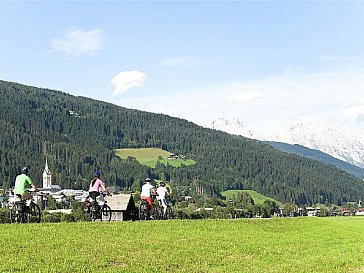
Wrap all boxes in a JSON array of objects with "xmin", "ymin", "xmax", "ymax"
[{"xmin": 0, "ymin": 208, "xmax": 10, "ymax": 223}]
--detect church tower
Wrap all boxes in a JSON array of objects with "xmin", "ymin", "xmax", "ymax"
[{"xmin": 42, "ymin": 158, "xmax": 52, "ymax": 188}]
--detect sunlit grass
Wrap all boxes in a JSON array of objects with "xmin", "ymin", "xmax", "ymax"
[
  {"xmin": 221, "ymin": 189, "xmax": 284, "ymax": 207},
  {"xmin": 0, "ymin": 217, "xmax": 363, "ymax": 272},
  {"xmin": 115, "ymin": 148, "xmax": 196, "ymax": 168}
]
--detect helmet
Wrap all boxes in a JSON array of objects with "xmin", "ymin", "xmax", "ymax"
[
  {"xmin": 145, "ymin": 177, "xmax": 152, "ymax": 182},
  {"xmin": 21, "ymin": 166, "xmax": 29, "ymax": 174},
  {"xmin": 95, "ymin": 171, "xmax": 101, "ymax": 177},
  {"xmin": 159, "ymin": 181, "xmax": 166, "ymax": 187}
]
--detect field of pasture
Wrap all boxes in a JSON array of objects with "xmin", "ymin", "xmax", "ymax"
[
  {"xmin": 221, "ymin": 189, "xmax": 284, "ymax": 206},
  {"xmin": 1, "ymin": 217, "xmax": 363, "ymax": 273},
  {"xmin": 115, "ymin": 148, "xmax": 196, "ymax": 168}
]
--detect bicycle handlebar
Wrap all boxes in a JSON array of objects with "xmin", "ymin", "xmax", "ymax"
[{"xmin": 86, "ymin": 192, "xmax": 111, "ymax": 199}]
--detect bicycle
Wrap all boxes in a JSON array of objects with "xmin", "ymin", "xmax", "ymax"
[
  {"xmin": 155, "ymin": 199, "xmax": 173, "ymax": 220},
  {"xmin": 138, "ymin": 199, "xmax": 151, "ymax": 220},
  {"xmin": 83, "ymin": 192, "xmax": 112, "ymax": 222},
  {"xmin": 10, "ymin": 190, "xmax": 41, "ymax": 224}
]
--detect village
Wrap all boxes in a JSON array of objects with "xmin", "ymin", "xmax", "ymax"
[
  {"xmin": 1, "ymin": 159, "xmax": 363, "ymax": 221},
  {"xmin": 0, "ymin": 159, "xmax": 138, "ymax": 221}
]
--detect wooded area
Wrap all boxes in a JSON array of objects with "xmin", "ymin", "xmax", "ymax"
[{"xmin": 1, "ymin": 80, "xmax": 363, "ymax": 206}]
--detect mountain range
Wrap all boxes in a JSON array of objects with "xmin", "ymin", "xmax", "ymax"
[
  {"xmin": 1, "ymin": 80, "xmax": 364, "ymax": 206},
  {"xmin": 206, "ymin": 117, "xmax": 364, "ymax": 178}
]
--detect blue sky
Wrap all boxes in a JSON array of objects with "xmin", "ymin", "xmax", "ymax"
[{"xmin": 1, "ymin": 1, "xmax": 364, "ymax": 134}]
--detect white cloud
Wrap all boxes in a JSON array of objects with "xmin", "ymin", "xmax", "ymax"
[
  {"xmin": 113, "ymin": 68, "xmax": 364, "ymax": 134},
  {"xmin": 225, "ymin": 90, "xmax": 265, "ymax": 103},
  {"xmin": 342, "ymin": 104, "xmax": 364, "ymax": 118},
  {"xmin": 51, "ymin": 28, "xmax": 104, "ymax": 57},
  {"xmin": 111, "ymin": 70, "xmax": 147, "ymax": 95}
]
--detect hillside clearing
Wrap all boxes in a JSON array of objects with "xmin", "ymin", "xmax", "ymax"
[
  {"xmin": 221, "ymin": 189, "xmax": 284, "ymax": 207},
  {"xmin": 115, "ymin": 148, "xmax": 196, "ymax": 168},
  {"xmin": 1, "ymin": 217, "xmax": 363, "ymax": 272}
]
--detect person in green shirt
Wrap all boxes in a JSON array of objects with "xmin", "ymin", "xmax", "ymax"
[{"xmin": 13, "ymin": 166, "xmax": 38, "ymax": 200}]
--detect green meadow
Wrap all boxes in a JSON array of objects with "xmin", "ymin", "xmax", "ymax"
[
  {"xmin": 1, "ymin": 217, "xmax": 363, "ymax": 272},
  {"xmin": 221, "ymin": 189, "xmax": 284, "ymax": 207},
  {"xmin": 115, "ymin": 148, "xmax": 196, "ymax": 168}
]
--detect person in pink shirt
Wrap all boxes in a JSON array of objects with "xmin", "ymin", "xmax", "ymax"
[{"xmin": 88, "ymin": 172, "xmax": 110, "ymax": 200}]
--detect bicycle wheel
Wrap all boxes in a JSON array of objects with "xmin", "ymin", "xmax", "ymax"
[
  {"xmin": 157, "ymin": 206, "xmax": 164, "ymax": 220},
  {"xmin": 164, "ymin": 206, "xmax": 173, "ymax": 220},
  {"xmin": 10, "ymin": 205, "xmax": 20, "ymax": 223},
  {"xmin": 83, "ymin": 201, "xmax": 92, "ymax": 221},
  {"xmin": 100, "ymin": 204, "xmax": 112, "ymax": 222},
  {"xmin": 28, "ymin": 203, "xmax": 41, "ymax": 223},
  {"xmin": 150, "ymin": 205, "xmax": 163, "ymax": 220},
  {"xmin": 138, "ymin": 205, "xmax": 148, "ymax": 220}
]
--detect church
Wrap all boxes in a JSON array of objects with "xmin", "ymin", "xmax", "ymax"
[{"xmin": 40, "ymin": 158, "xmax": 61, "ymax": 193}]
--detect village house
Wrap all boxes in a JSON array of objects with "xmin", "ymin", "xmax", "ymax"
[
  {"xmin": 337, "ymin": 208, "xmax": 351, "ymax": 216},
  {"xmin": 355, "ymin": 208, "xmax": 364, "ymax": 216},
  {"xmin": 104, "ymin": 194, "xmax": 138, "ymax": 221},
  {"xmin": 168, "ymin": 153, "xmax": 178, "ymax": 159},
  {"xmin": 306, "ymin": 207, "xmax": 321, "ymax": 217}
]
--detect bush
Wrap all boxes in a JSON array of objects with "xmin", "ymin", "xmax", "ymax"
[
  {"xmin": 61, "ymin": 213, "xmax": 75, "ymax": 222},
  {"xmin": 42, "ymin": 212, "xmax": 62, "ymax": 223},
  {"xmin": 0, "ymin": 208, "xmax": 10, "ymax": 223}
]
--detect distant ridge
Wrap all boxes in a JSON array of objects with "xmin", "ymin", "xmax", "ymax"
[
  {"xmin": 207, "ymin": 117, "xmax": 364, "ymax": 169},
  {"xmin": 267, "ymin": 141, "xmax": 364, "ymax": 179},
  {"xmin": 267, "ymin": 122, "xmax": 364, "ymax": 169}
]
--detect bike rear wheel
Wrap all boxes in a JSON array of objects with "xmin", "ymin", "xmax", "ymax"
[
  {"xmin": 138, "ymin": 205, "xmax": 149, "ymax": 220},
  {"xmin": 164, "ymin": 206, "xmax": 173, "ymax": 220},
  {"xmin": 27, "ymin": 203, "xmax": 41, "ymax": 223},
  {"xmin": 156, "ymin": 206, "xmax": 165, "ymax": 220},
  {"xmin": 150, "ymin": 205, "xmax": 160, "ymax": 220},
  {"xmin": 100, "ymin": 204, "xmax": 112, "ymax": 222}
]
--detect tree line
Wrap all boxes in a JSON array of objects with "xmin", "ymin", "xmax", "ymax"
[{"xmin": 0, "ymin": 80, "xmax": 363, "ymax": 206}]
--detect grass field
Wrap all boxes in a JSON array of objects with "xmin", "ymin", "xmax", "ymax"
[
  {"xmin": 115, "ymin": 148, "xmax": 196, "ymax": 168},
  {"xmin": 1, "ymin": 217, "xmax": 363, "ymax": 272},
  {"xmin": 221, "ymin": 189, "xmax": 284, "ymax": 207}
]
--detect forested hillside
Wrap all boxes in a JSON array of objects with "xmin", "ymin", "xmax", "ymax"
[
  {"xmin": 1, "ymin": 80, "xmax": 363, "ymax": 205},
  {"xmin": 268, "ymin": 141, "xmax": 364, "ymax": 179}
]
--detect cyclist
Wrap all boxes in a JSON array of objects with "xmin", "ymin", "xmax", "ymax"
[
  {"xmin": 156, "ymin": 181, "xmax": 169, "ymax": 215},
  {"xmin": 88, "ymin": 171, "xmax": 110, "ymax": 200},
  {"xmin": 13, "ymin": 166, "xmax": 38, "ymax": 204},
  {"xmin": 140, "ymin": 177, "xmax": 154, "ymax": 211}
]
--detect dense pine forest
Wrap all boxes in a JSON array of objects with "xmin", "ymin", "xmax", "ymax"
[{"xmin": 1, "ymin": 80, "xmax": 363, "ymax": 205}]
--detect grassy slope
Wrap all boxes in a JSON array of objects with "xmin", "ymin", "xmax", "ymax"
[
  {"xmin": 1, "ymin": 218, "xmax": 363, "ymax": 272},
  {"xmin": 221, "ymin": 190, "xmax": 284, "ymax": 207},
  {"xmin": 115, "ymin": 148, "xmax": 196, "ymax": 168}
]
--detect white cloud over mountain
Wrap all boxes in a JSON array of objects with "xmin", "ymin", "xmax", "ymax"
[
  {"xmin": 115, "ymin": 66, "xmax": 364, "ymax": 134},
  {"xmin": 111, "ymin": 70, "xmax": 147, "ymax": 95}
]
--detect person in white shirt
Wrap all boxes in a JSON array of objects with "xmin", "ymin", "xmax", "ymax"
[
  {"xmin": 156, "ymin": 181, "xmax": 169, "ymax": 215},
  {"xmin": 140, "ymin": 178, "xmax": 155, "ymax": 211}
]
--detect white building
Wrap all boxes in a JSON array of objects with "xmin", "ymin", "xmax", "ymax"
[
  {"xmin": 42, "ymin": 158, "xmax": 52, "ymax": 188},
  {"xmin": 40, "ymin": 158, "xmax": 62, "ymax": 194}
]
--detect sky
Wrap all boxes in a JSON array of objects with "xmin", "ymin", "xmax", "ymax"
[{"xmin": 1, "ymin": 1, "xmax": 364, "ymax": 134}]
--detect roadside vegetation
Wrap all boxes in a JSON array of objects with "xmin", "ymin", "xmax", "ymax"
[{"xmin": 0, "ymin": 217, "xmax": 363, "ymax": 273}]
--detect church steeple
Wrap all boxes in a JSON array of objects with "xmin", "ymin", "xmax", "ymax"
[{"xmin": 42, "ymin": 158, "xmax": 52, "ymax": 188}]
